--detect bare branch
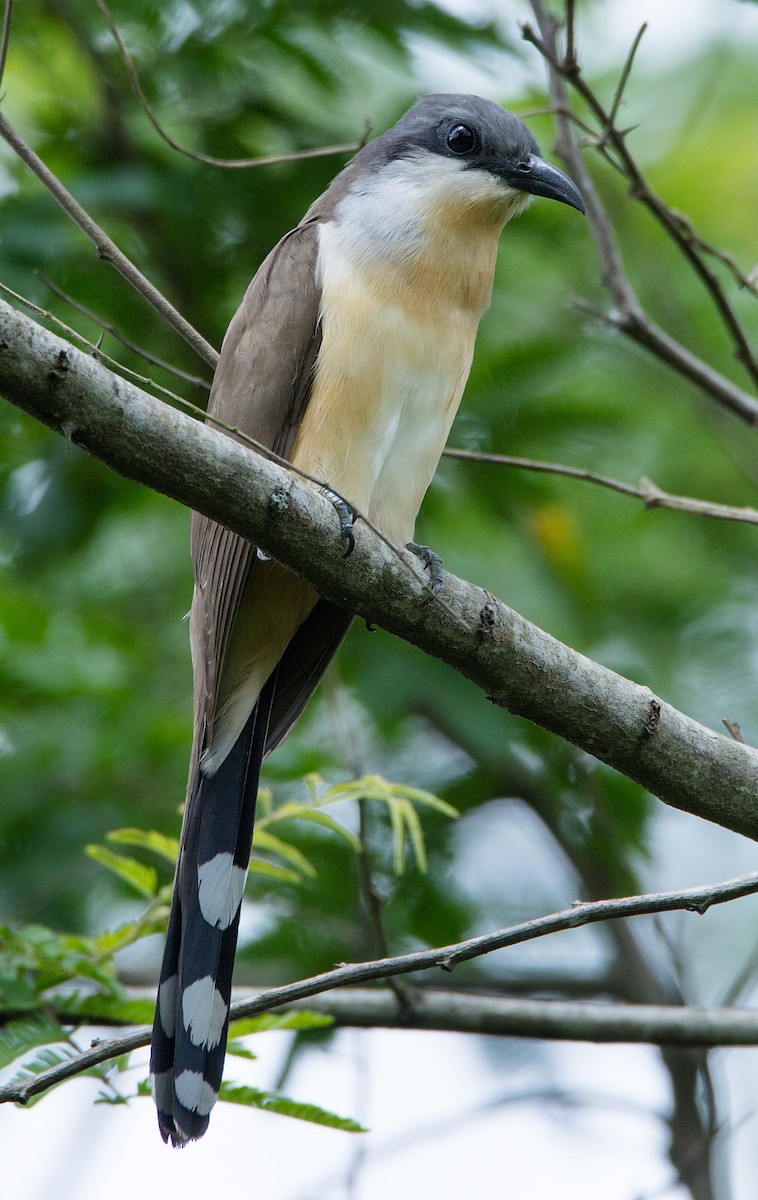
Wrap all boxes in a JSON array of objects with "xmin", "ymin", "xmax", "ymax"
[
  {"xmin": 0, "ymin": 114, "xmax": 218, "ymax": 366},
  {"xmin": 3, "ymin": 869, "xmax": 758, "ymax": 1105},
  {"xmin": 523, "ymin": 3, "xmax": 758, "ymax": 427},
  {"xmin": 0, "ymin": 0, "xmax": 13, "ymax": 93},
  {"xmin": 564, "ymin": 0, "xmax": 576, "ymax": 71},
  {"xmin": 574, "ymin": 299, "xmax": 758, "ymax": 426},
  {"xmin": 23, "ymin": 985, "xmax": 758, "ymax": 1048},
  {"xmin": 443, "ymin": 447, "xmax": 758, "ymax": 526},
  {"xmin": 667, "ymin": 207, "xmax": 758, "ymax": 299},
  {"xmin": 37, "ymin": 274, "xmax": 211, "ymax": 389},
  {"xmin": 0, "ymin": 281, "xmax": 211, "ymax": 414},
  {"xmin": 2, "ymin": 298, "xmax": 758, "ymax": 841},
  {"xmin": 95, "ymin": 0, "xmax": 367, "ymax": 170},
  {"xmin": 524, "ymin": 3, "xmax": 758, "ymax": 395},
  {"xmin": 606, "ymin": 23, "xmax": 647, "ymax": 135}
]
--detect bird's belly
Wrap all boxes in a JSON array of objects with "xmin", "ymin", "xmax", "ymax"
[{"xmin": 292, "ymin": 296, "xmax": 477, "ymax": 546}]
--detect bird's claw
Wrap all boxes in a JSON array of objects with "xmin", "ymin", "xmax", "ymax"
[
  {"xmin": 406, "ymin": 542, "xmax": 443, "ymax": 594},
  {"xmin": 322, "ymin": 488, "xmax": 357, "ymax": 557}
]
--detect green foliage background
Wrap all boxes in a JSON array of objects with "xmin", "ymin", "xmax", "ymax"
[{"xmin": 1, "ymin": 0, "xmax": 758, "ymax": 1188}]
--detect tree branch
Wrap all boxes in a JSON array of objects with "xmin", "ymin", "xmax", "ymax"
[
  {"xmin": 37, "ymin": 986, "xmax": 758, "ymax": 1048},
  {"xmin": 37, "ymin": 274, "xmax": 212, "ymax": 389},
  {"xmin": 235, "ymin": 986, "xmax": 758, "ymax": 1047},
  {"xmin": 4, "ymin": 868, "xmax": 758, "ymax": 1105},
  {"xmin": 0, "ymin": 114, "xmax": 218, "ymax": 367},
  {"xmin": 2, "ymin": 296, "xmax": 757, "ymax": 838},
  {"xmin": 95, "ymin": 0, "xmax": 368, "ymax": 171},
  {"xmin": 523, "ymin": 2, "xmax": 758, "ymax": 428},
  {"xmin": 0, "ymin": 0, "xmax": 13, "ymax": 93},
  {"xmin": 443, "ymin": 447, "xmax": 758, "ymax": 526},
  {"xmin": 525, "ymin": 5, "xmax": 758, "ymax": 391}
]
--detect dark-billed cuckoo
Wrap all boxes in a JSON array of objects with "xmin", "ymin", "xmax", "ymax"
[{"xmin": 150, "ymin": 92, "xmax": 584, "ymax": 1145}]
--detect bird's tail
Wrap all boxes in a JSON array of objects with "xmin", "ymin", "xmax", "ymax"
[{"xmin": 150, "ymin": 678, "xmax": 275, "ymax": 1145}]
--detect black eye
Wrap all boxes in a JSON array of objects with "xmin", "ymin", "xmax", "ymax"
[{"xmin": 446, "ymin": 123, "xmax": 476, "ymax": 155}]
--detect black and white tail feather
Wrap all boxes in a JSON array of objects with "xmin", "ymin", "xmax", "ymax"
[{"xmin": 150, "ymin": 678, "xmax": 276, "ymax": 1146}]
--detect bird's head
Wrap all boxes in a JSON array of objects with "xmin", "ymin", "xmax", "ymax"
[{"xmin": 353, "ymin": 93, "xmax": 585, "ymax": 225}]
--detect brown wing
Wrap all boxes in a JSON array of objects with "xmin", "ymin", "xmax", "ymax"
[{"xmin": 189, "ymin": 221, "xmax": 336, "ymax": 788}]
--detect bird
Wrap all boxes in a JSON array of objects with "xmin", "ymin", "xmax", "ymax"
[{"xmin": 149, "ymin": 92, "xmax": 584, "ymax": 1146}]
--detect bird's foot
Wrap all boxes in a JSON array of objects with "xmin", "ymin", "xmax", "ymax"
[
  {"xmin": 322, "ymin": 488, "xmax": 357, "ymax": 557},
  {"xmin": 406, "ymin": 542, "xmax": 443, "ymax": 594}
]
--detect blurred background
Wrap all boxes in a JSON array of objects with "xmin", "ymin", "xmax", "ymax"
[{"xmin": 2, "ymin": 0, "xmax": 758, "ymax": 1196}]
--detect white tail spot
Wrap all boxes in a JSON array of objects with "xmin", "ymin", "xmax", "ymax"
[
  {"xmin": 158, "ymin": 973, "xmax": 178, "ymax": 1038},
  {"xmin": 174, "ymin": 1069, "xmax": 218, "ymax": 1116},
  {"xmin": 198, "ymin": 852, "xmax": 247, "ymax": 930},
  {"xmin": 151, "ymin": 1070, "xmax": 172, "ymax": 1112},
  {"xmin": 182, "ymin": 975, "xmax": 228, "ymax": 1049}
]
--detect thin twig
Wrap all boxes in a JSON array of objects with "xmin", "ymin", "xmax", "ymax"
[
  {"xmin": 0, "ymin": 114, "xmax": 218, "ymax": 366},
  {"xmin": 564, "ymin": 0, "xmax": 576, "ymax": 71},
  {"xmin": 605, "ymin": 22, "xmax": 647, "ymax": 136},
  {"xmin": 521, "ymin": 3, "xmax": 758, "ymax": 427},
  {"xmin": 0, "ymin": 0, "xmax": 13, "ymax": 93},
  {"xmin": 517, "ymin": 103, "xmax": 597, "ymax": 139},
  {"xmin": 3, "ymin": 869, "xmax": 758, "ymax": 1105},
  {"xmin": 37, "ymin": 274, "xmax": 211, "ymax": 389},
  {"xmin": 357, "ymin": 800, "xmax": 413, "ymax": 1012},
  {"xmin": 581, "ymin": 135, "xmax": 758, "ymax": 297},
  {"xmin": 524, "ymin": 4, "xmax": 758, "ymax": 394},
  {"xmin": 96, "ymin": 0, "xmax": 367, "ymax": 169},
  {"xmin": 576, "ymin": 300, "xmax": 758, "ymax": 425},
  {"xmin": 0, "ymin": 282, "xmax": 205, "ymax": 407},
  {"xmin": 443, "ymin": 447, "xmax": 758, "ymax": 527},
  {"xmin": 574, "ymin": 135, "xmax": 758, "ymax": 297},
  {"xmin": 667, "ymin": 208, "xmax": 758, "ymax": 299},
  {"xmin": 720, "ymin": 932, "xmax": 758, "ymax": 1007}
]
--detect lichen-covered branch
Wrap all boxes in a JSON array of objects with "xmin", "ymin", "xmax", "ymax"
[{"xmin": 1, "ymin": 296, "xmax": 757, "ymax": 840}]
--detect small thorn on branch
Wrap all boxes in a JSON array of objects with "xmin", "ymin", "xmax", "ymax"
[{"xmin": 723, "ymin": 719, "xmax": 746, "ymax": 744}]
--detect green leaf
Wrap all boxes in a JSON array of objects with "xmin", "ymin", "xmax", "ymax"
[
  {"xmin": 55, "ymin": 992, "xmax": 156, "ymax": 1026},
  {"xmin": 400, "ymin": 797, "xmax": 427, "ymax": 873},
  {"xmin": 324, "ymin": 775, "xmax": 458, "ymax": 820},
  {"xmin": 256, "ymin": 787, "xmax": 273, "ymax": 818},
  {"xmin": 85, "ymin": 845, "xmax": 158, "ymax": 899},
  {"xmin": 0, "ymin": 971, "xmax": 40, "ymax": 1013},
  {"xmin": 218, "ymin": 1083, "xmax": 366, "ymax": 1132},
  {"xmin": 293, "ymin": 808, "xmax": 362, "ymax": 852},
  {"xmin": 386, "ymin": 795, "xmax": 406, "ymax": 875},
  {"xmin": 10, "ymin": 1045, "xmax": 132, "ymax": 1108},
  {"xmin": 394, "ymin": 783, "xmax": 459, "ymax": 820},
  {"xmin": 92, "ymin": 907, "xmax": 169, "ymax": 958},
  {"xmin": 0, "ymin": 1013, "xmax": 66, "ymax": 1070},
  {"xmin": 7, "ymin": 1044, "xmax": 80, "ymax": 1106},
  {"xmin": 260, "ymin": 802, "xmax": 361, "ymax": 852},
  {"xmin": 316, "ymin": 774, "xmax": 458, "ymax": 873},
  {"xmin": 7, "ymin": 1041, "xmax": 78, "ymax": 1104},
  {"xmin": 105, "ymin": 828, "xmax": 179, "ymax": 864},
  {"xmin": 252, "ymin": 829, "xmax": 317, "ymax": 878},
  {"xmin": 225, "ymin": 1042, "xmax": 258, "ymax": 1060},
  {"xmin": 94, "ymin": 1089, "xmax": 129, "ymax": 1106},
  {"xmin": 248, "ymin": 858, "xmax": 301, "ymax": 884},
  {"xmin": 227, "ymin": 1011, "xmax": 334, "ymax": 1038}
]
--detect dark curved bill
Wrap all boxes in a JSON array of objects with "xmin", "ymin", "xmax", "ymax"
[{"xmin": 508, "ymin": 154, "xmax": 585, "ymax": 214}]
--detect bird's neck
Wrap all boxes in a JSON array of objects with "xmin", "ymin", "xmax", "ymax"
[{"xmin": 320, "ymin": 155, "xmax": 527, "ymax": 319}]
